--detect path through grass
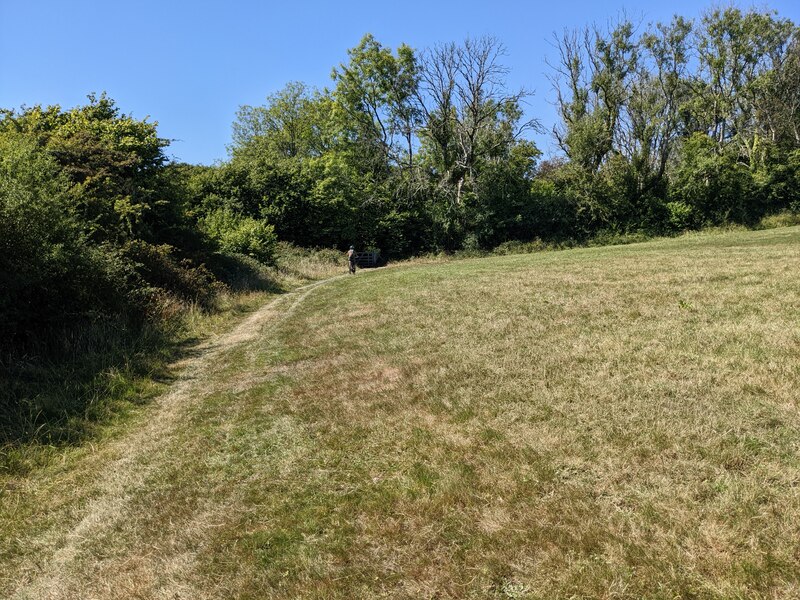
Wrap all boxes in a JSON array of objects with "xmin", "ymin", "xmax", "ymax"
[{"xmin": 2, "ymin": 227, "xmax": 799, "ymax": 599}]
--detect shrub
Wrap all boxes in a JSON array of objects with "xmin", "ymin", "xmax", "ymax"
[
  {"xmin": 204, "ymin": 252, "xmax": 280, "ymax": 292},
  {"xmin": 492, "ymin": 239, "xmax": 550, "ymax": 255},
  {"xmin": 757, "ymin": 211, "xmax": 800, "ymax": 229},
  {"xmin": 665, "ymin": 201, "xmax": 697, "ymax": 232},
  {"xmin": 588, "ymin": 230, "xmax": 651, "ymax": 247},
  {"xmin": 200, "ymin": 209, "xmax": 277, "ymax": 265},
  {"xmin": 0, "ymin": 133, "xmax": 129, "ymax": 345},
  {"xmin": 121, "ymin": 240, "xmax": 222, "ymax": 311}
]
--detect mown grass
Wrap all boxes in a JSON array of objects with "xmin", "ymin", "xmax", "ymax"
[
  {"xmin": 0, "ymin": 247, "xmax": 344, "ymax": 475},
  {"xmin": 1, "ymin": 226, "xmax": 799, "ymax": 599}
]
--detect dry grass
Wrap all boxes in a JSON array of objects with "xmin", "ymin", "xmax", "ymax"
[{"xmin": 1, "ymin": 226, "xmax": 799, "ymax": 599}]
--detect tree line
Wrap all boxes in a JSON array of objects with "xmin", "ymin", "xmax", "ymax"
[
  {"xmin": 192, "ymin": 6, "xmax": 799, "ymax": 256},
  {"xmin": 2, "ymin": 6, "xmax": 799, "ymax": 355}
]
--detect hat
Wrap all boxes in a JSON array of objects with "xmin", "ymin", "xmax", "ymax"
[{"xmin": 349, "ymin": 245, "xmax": 355, "ymax": 249}]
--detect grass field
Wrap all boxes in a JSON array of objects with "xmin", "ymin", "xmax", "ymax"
[{"xmin": 1, "ymin": 227, "xmax": 799, "ymax": 599}]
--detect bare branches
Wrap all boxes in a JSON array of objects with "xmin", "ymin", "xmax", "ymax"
[
  {"xmin": 418, "ymin": 36, "xmax": 540, "ymax": 202},
  {"xmin": 548, "ymin": 16, "xmax": 692, "ymax": 184}
]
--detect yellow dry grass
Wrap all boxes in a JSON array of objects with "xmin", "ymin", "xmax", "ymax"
[{"xmin": 1, "ymin": 226, "xmax": 799, "ymax": 599}]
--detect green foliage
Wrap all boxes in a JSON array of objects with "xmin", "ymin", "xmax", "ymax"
[
  {"xmin": 0, "ymin": 96, "xmax": 223, "ymax": 339},
  {"xmin": 757, "ymin": 210, "xmax": 800, "ymax": 229},
  {"xmin": 200, "ymin": 209, "xmax": 277, "ymax": 265},
  {"xmin": 467, "ymin": 140, "xmax": 541, "ymax": 248},
  {"xmin": 121, "ymin": 240, "xmax": 222, "ymax": 310},
  {"xmin": 670, "ymin": 133, "xmax": 757, "ymax": 224},
  {"xmin": 665, "ymin": 201, "xmax": 697, "ymax": 231},
  {"xmin": 0, "ymin": 95, "xmax": 278, "ymax": 449},
  {"xmin": 0, "ymin": 131, "xmax": 129, "ymax": 341},
  {"xmin": 546, "ymin": 9, "xmax": 800, "ymax": 237},
  {"xmin": 233, "ymin": 82, "xmax": 320, "ymax": 160},
  {"xmin": 332, "ymin": 34, "xmax": 420, "ymax": 173},
  {"xmin": 1, "ymin": 94, "xmax": 171, "ymax": 244}
]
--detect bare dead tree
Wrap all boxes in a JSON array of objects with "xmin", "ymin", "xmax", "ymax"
[{"xmin": 419, "ymin": 36, "xmax": 539, "ymax": 204}]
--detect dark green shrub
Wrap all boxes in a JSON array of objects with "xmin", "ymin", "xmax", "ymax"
[
  {"xmin": 204, "ymin": 252, "xmax": 280, "ymax": 292},
  {"xmin": 665, "ymin": 201, "xmax": 698, "ymax": 231},
  {"xmin": 121, "ymin": 240, "xmax": 222, "ymax": 311}
]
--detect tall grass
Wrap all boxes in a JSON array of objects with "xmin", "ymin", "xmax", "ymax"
[{"xmin": 0, "ymin": 246, "xmax": 348, "ymax": 475}]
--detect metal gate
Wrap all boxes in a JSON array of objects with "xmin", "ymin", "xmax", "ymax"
[{"xmin": 353, "ymin": 250, "xmax": 380, "ymax": 268}]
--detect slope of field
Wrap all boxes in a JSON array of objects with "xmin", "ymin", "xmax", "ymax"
[{"xmin": 2, "ymin": 227, "xmax": 799, "ymax": 599}]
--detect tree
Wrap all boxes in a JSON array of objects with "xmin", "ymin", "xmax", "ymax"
[
  {"xmin": 632, "ymin": 16, "xmax": 692, "ymax": 187},
  {"xmin": 332, "ymin": 34, "xmax": 421, "ymax": 176},
  {"xmin": 419, "ymin": 36, "xmax": 538, "ymax": 205},
  {"xmin": 0, "ymin": 93, "xmax": 171, "ymax": 244},
  {"xmin": 692, "ymin": 8, "xmax": 796, "ymax": 158},
  {"xmin": 232, "ymin": 82, "xmax": 321, "ymax": 160},
  {"xmin": 754, "ymin": 27, "xmax": 800, "ymax": 148},
  {"xmin": 550, "ymin": 21, "xmax": 637, "ymax": 174}
]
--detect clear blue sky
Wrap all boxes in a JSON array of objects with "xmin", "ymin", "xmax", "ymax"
[{"xmin": 2, "ymin": 1, "xmax": 798, "ymax": 165}]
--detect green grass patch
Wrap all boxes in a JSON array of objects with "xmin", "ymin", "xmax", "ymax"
[{"xmin": 2, "ymin": 227, "xmax": 799, "ymax": 599}]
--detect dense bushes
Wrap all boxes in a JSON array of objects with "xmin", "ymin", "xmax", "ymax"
[
  {"xmin": 0, "ymin": 132, "xmax": 129, "ymax": 344},
  {"xmin": 199, "ymin": 208, "xmax": 277, "ymax": 265},
  {"xmin": 0, "ymin": 97, "xmax": 213, "ymax": 347},
  {"xmin": 209, "ymin": 11, "xmax": 798, "ymax": 256},
  {"xmin": 0, "ymin": 97, "xmax": 280, "ymax": 448}
]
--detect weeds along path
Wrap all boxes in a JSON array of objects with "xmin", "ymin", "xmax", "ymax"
[{"xmin": 9, "ymin": 275, "xmax": 347, "ymax": 600}]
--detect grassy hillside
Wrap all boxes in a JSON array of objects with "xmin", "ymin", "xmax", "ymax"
[{"xmin": 2, "ymin": 227, "xmax": 799, "ymax": 599}]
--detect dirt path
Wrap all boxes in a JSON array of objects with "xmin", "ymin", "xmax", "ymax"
[{"xmin": 10, "ymin": 275, "xmax": 346, "ymax": 600}]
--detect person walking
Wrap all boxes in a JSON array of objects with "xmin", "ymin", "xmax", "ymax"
[{"xmin": 347, "ymin": 245, "xmax": 356, "ymax": 274}]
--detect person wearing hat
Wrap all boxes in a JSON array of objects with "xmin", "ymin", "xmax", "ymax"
[{"xmin": 347, "ymin": 245, "xmax": 356, "ymax": 274}]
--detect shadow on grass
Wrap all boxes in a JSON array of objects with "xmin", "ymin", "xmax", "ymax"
[
  {"xmin": 0, "ymin": 318, "xmax": 204, "ymax": 472},
  {"xmin": 0, "ymin": 253, "xmax": 289, "ymax": 475},
  {"xmin": 206, "ymin": 252, "xmax": 285, "ymax": 294}
]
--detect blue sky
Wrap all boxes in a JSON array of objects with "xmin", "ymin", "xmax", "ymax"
[{"xmin": 2, "ymin": 1, "xmax": 799, "ymax": 165}]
